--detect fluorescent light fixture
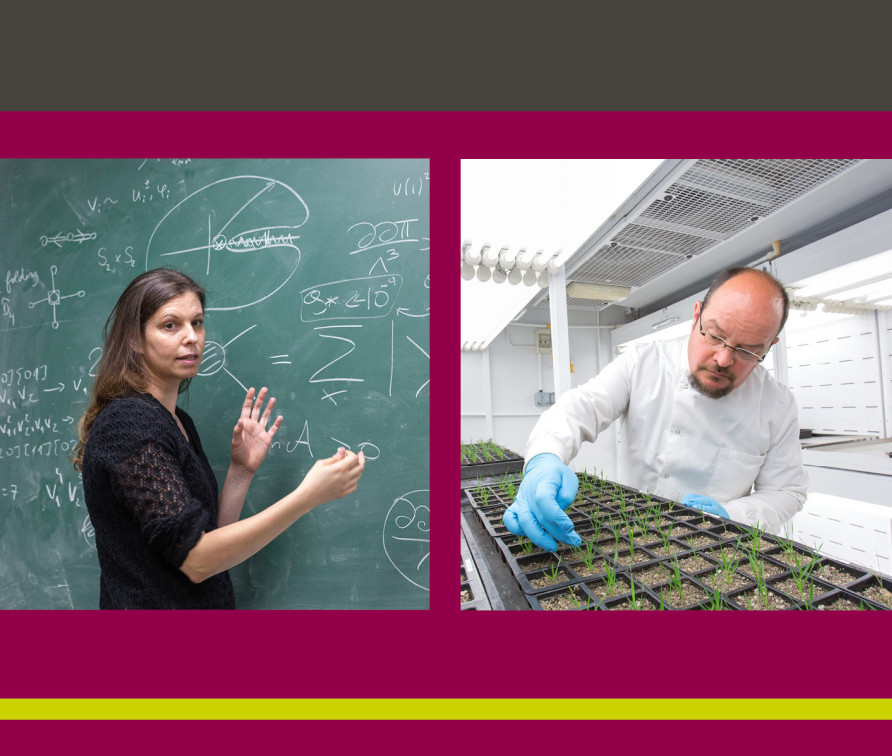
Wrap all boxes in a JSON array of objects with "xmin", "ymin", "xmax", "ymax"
[
  {"xmin": 565, "ymin": 282, "xmax": 631, "ymax": 301},
  {"xmin": 651, "ymin": 316, "xmax": 680, "ymax": 331},
  {"xmin": 792, "ymin": 249, "xmax": 892, "ymax": 299}
]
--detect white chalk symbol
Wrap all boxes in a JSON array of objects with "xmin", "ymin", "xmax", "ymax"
[
  {"xmin": 198, "ymin": 324, "xmax": 258, "ymax": 392},
  {"xmin": 383, "ymin": 489, "xmax": 429, "ymax": 592},
  {"xmin": 146, "ymin": 176, "xmax": 309, "ymax": 311},
  {"xmin": 40, "ymin": 229, "xmax": 97, "ymax": 248},
  {"xmin": 28, "ymin": 265, "xmax": 85, "ymax": 329}
]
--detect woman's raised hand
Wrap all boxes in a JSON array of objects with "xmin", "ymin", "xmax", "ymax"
[{"xmin": 230, "ymin": 387, "xmax": 283, "ymax": 475}]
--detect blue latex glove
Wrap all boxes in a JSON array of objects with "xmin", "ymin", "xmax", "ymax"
[
  {"xmin": 682, "ymin": 494, "xmax": 729, "ymax": 518},
  {"xmin": 503, "ymin": 453, "xmax": 581, "ymax": 551}
]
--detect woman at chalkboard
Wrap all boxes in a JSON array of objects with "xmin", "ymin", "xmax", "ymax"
[{"xmin": 70, "ymin": 268, "xmax": 365, "ymax": 609}]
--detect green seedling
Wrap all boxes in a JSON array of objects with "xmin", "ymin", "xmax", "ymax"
[
  {"xmin": 747, "ymin": 552, "xmax": 771, "ymax": 608},
  {"xmin": 746, "ymin": 524, "xmax": 766, "ymax": 554},
  {"xmin": 788, "ymin": 547, "xmax": 822, "ymax": 599},
  {"xmin": 747, "ymin": 551, "xmax": 765, "ymax": 587},
  {"xmin": 656, "ymin": 521, "xmax": 674, "ymax": 553},
  {"xmin": 628, "ymin": 576, "xmax": 642, "ymax": 610},
  {"xmin": 517, "ymin": 536, "xmax": 534, "ymax": 555},
  {"xmin": 612, "ymin": 523, "xmax": 622, "ymax": 557},
  {"xmin": 566, "ymin": 591, "xmax": 594, "ymax": 610},
  {"xmin": 581, "ymin": 538, "xmax": 598, "ymax": 572},
  {"xmin": 668, "ymin": 556, "xmax": 685, "ymax": 603},
  {"xmin": 604, "ymin": 560, "xmax": 618, "ymax": 596},
  {"xmin": 474, "ymin": 484, "xmax": 491, "ymax": 507},
  {"xmin": 545, "ymin": 564, "xmax": 562, "ymax": 584},
  {"xmin": 634, "ymin": 512, "xmax": 650, "ymax": 539},
  {"xmin": 716, "ymin": 545, "xmax": 742, "ymax": 589},
  {"xmin": 705, "ymin": 582, "xmax": 725, "ymax": 611},
  {"xmin": 799, "ymin": 580, "xmax": 816, "ymax": 611},
  {"xmin": 499, "ymin": 473, "xmax": 518, "ymax": 501},
  {"xmin": 588, "ymin": 511, "xmax": 603, "ymax": 540}
]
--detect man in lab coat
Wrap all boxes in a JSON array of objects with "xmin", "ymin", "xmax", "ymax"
[{"xmin": 505, "ymin": 266, "xmax": 807, "ymax": 550}]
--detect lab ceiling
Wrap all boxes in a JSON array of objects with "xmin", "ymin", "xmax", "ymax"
[{"xmin": 533, "ymin": 159, "xmax": 892, "ymax": 316}]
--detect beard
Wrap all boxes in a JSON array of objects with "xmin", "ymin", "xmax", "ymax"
[{"xmin": 689, "ymin": 367, "xmax": 735, "ymax": 399}]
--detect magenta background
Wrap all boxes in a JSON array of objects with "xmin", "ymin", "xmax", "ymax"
[{"xmin": 2, "ymin": 111, "xmax": 892, "ymax": 706}]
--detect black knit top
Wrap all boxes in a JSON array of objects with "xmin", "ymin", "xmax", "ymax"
[{"xmin": 82, "ymin": 392, "xmax": 236, "ymax": 609}]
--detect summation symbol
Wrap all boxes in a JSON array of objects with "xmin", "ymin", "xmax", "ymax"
[{"xmin": 28, "ymin": 265, "xmax": 85, "ymax": 329}]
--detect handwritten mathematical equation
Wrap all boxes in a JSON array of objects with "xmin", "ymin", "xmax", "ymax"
[
  {"xmin": 300, "ymin": 275, "xmax": 402, "ymax": 322},
  {"xmin": 0, "ymin": 413, "xmax": 74, "ymax": 440},
  {"xmin": 269, "ymin": 421, "xmax": 381, "ymax": 461},
  {"xmin": 392, "ymin": 171, "xmax": 430, "ymax": 197},
  {"xmin": 0, "ymin": 437, "xmax": 78, "ymax": 460},
  {"xmin": 43, "ymin": 467, "xmax": 82, "ymax": 509},
  {"xmin": 348, "ymin": 218, "xmax": 421, "ymax": 256},
  {"xmin": 97, "ymin": 246, "xmax": 136, "ymax": 273}
]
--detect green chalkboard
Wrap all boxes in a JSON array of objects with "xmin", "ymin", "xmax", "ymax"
[{"xmin": 0, "ymin": 159, "xmax": 430, "ymax": 609}]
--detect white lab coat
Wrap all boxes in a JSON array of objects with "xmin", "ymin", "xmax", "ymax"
[{"xmin": 526, "ymin": 340, "xmax": 808, "ymax": 534}]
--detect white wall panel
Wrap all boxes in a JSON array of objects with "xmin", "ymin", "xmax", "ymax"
[{"xmin": 785, "ymin": 313, "xmax": 885, "ymax": 435}]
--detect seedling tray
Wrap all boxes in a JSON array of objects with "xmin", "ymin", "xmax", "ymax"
[
  {"xmin": 467, "ymin": 471, "xmax": 890, "ymax": 611},
  {"xmin": 460, "ymin": 441, "xmax": 524, "ymax": 479},
  {"xmin": 460, "ymin": 519, "xmax": 492, "ymax": 610}
]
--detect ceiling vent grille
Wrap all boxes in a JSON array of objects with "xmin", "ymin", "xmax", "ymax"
[{"xmin": 539, "ymin": 159, "xmax": 862, "ymax": 311}]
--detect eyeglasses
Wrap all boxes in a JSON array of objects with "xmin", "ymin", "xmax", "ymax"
[{"xmin": 698, "ymin": 312, "xmax": 768, "ymax": 363}]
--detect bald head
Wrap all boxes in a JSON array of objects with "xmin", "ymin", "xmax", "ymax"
[
  {"xmin": 701, "ymin": 267, "xmax": 789, "ymax": 341},
  {"xmin": 687, "ymin": 267, "xmax": 788, "ymax": 398}
]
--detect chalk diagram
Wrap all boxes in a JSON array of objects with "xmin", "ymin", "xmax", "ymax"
[
  {"xmin": 146, "ymin": 176, "xmax": 309, "ymax": 311},
  {"xmin": 382, "ymin": 489, "xmax": 429, "ymax": 592},
  {"xmin": 198, "ymin": 323, "xmax": 258, "ymax": 392},
  {"xmin": 28, "ymin": 265, "xmax": 85, "ymax": 329}
]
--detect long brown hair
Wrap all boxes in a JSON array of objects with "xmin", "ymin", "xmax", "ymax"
[{"xmin": 71, "ymin": 268, "xmax": 206, "ymax": 470}]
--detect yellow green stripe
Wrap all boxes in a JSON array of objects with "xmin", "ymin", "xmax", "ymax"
[{"xmin": 0, "ymin": 699, "xmax": 890, "ymax": 720}]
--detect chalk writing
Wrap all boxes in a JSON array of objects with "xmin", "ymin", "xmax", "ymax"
[
  {"xmin": 392, "ymin": 172, "xmax": 429, "ymax": 197},
  {"xmin": 138, "ymin": 159, "xmax": 192, "ymax": 170},
  {"xmin": 27, "ymin": 266, "xmax": 85, "ymax": 329},
  {"xmin": 0, "ymin": 438, "xmax": 78, "ymax": 459},
  {"xmin": 348, "ymin": 219, "xmax": 420, "ymax": 255},
  {"xmin": 87, "ymin": 196, "xmax": 119, "ymax": 213},
  {"xmin": 197, "ymin": 324, "xmax": 257, "ymax": 392},
  {"xmin": 40, "ymin": 229, "xmax": 97, "ymax": 248},
  {"xmin": 406, "ymin": 336, "xmax": 430, "ymax": 398},
  {"xmin": 309, "ymin": 325, "xmax": 363, "ymax": 385},
  {"xmin": 328, "ymin": 436, "xmax": 381, "ymax": 461},
  {"xmin": 6, "ymin": 268, "xmax": 40, "ymax": 294},
  {"xmin": 97, "ymin": 245, "xmax": 136, "ymax": 273},
  {"xmin": 133, "ymin": 180, "xmax": 170, "ymax": 203},
  {"xmin": 382, "ymin": 489, "xmax": 430, "ymax": 592},
  {"xmin": 272, "ymin": 419, "xmax": 313, "ymax": 457},
  {"xmin": 147, "ymin": 176, "xmax": 308, "ymax": 310},
  {"xmin": 81, "ymin": 513, "xmax": 95, "ymax": 549},
  {"xmin": 300, "ymin": 275, "xmax": 402, "ymax": 322}
]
